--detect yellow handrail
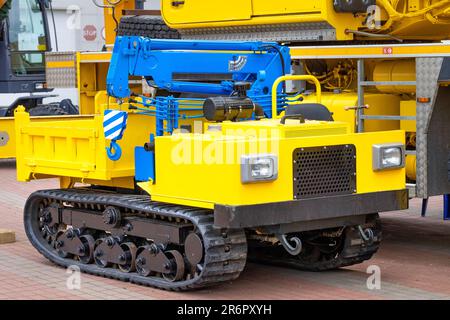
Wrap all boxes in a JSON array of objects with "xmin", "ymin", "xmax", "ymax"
[{"xmin": 272, "ymin": 75, "xmax": 322, "ymax": 119}]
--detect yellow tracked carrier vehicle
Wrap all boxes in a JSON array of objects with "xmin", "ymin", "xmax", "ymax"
[{"xmin": 15, "ymin": 36, "xmax": 408, "ymax": 290}]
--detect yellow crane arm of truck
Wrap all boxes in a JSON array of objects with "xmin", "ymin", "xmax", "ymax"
[{"xmin": 160, "ymin": 0, "xmax": 450, "ymax": 42}]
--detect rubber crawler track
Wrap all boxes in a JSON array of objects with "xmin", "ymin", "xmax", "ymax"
[
  {"xmin": 24, "ymin": 189, "xmax": 247, "ymax": 291},
  {"xmin": 249, "ymin": 250, "xmax": 378, "ymax": 272}
]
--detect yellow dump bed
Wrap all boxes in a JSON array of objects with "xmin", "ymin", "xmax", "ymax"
[{"xmin": 14, "ymin": 106, "xmax": 150, "ymax": 189}]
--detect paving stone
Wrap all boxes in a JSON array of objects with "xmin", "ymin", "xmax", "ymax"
[
  {"xmin": 1, "ymin": 159, "xmax": 450, "ymax": 300},
  {"xmin": 0, "ymin": 229, "xmax": 15, "ymax": 244}
]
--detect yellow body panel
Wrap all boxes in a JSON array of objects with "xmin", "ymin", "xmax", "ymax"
[
  {"xmin": 220, "ymin": 119, "xmax": 349, "ymax": 138},
  {"xmin": 400, "ymin": 100, "xmax": 417, "ymax": 132},
  {"xmin": 406, "ymin": 154, "xmax": 417, "ymax": 181},
  {"xmin": 252, "ymin": 0, "xmax": 322, "ymax": 16},
  {"xmin": 290, "ymin": 43, "xmax": 450, "ymax": 59},
  {"xmin": 1, "ymin": 51, "xmax": 114, "ymax": 160},
  {"xmin": 77, "ymin": 52, "xmax": 142, "ymax": 116},
  {"xmin": 162, "ymin": 0, "xmax": 450, "ymax": 41},
  {"xmin": 373, "ymin": 60, "xmax": 416, "ymax": 94},
  {"xmin": 78, "ymin": 53, "xmax": 110, "ymax": 115},
  {"xmin": 103, "ymin": 0, "xmax": 136, "ymax": 46},
  {"xmin": 14, "ymin": 94, "xmax": 152, "ymax": 188},
  {"xmin": 13, "ymin": 92, "xmax": 204, "ymax": 189},
  {"xmin": 14, "ymin": 96, "xmax": 405, "ymax": 209},
  {"xmin": 162, "ymin": 0, "xmax": 252, "ymax": 24},
  {"xmin": 162, "ymin": 0, "xmax": 359, "ymax": 40},
  {"xmin": 140, "ymin": 119, "xmax": 405, "ymax": 209},
  {"xmin": 301, "ymin": 92, "xmax": 401, "ymax": 133},
  {"xmin": 381, "ymin": 0, "xmax": 450, "ymax": 40},
  {"xmin": 46, "ymin": 61, "xmax": 76, "ymax": 69}
]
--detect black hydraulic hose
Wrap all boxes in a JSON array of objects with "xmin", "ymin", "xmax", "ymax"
[
  {"xmin": 49, "ymin": 0, "xmax": 58, "ymax": 51},
  {"xmin": 92, "ymin": 0, "xmax": 123, "ymax": 33},
  {"xmin": 345, "ymin": 29, "xmax": 403, "ymax": 43},
  {"xmin": 111, "ymin": 5, "xmax": 119, "ymax": 32},
  {"xmin": 260, "ymin": 44, "xmax": 287, "ymax": 93}
]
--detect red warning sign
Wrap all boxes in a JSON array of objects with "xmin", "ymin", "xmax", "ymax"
[
  {"xmin": 83, "ymin": 25, "xmax": 98, "ymax": 41},
  {"xmin": 382, "ymin": 47, "xmax": 393, "ymax": 55}
]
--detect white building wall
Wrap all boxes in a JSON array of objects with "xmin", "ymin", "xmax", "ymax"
[
  {"xmin": 48, "ymin": 0, "xmax": 104, "ymax": 52},
  {"xmin": 42, "ymin": 0, "xmax": 105, "ymax": 104},
  {"xmin": 47, "ymin": 0, "xmax": 161, "ymax": 52},
  {"xmin": 145, "ymin": 1, "xmax": 161, "ymax": 10}
]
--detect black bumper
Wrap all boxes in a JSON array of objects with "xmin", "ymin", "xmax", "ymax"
[{"xmin": 214, "ymin": 189, "xmax": 408, "ymax": 229}]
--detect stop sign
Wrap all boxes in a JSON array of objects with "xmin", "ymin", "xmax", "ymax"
[{"xmin": 83, "ymin": 25, "xmax": 97, "ymax": 41}]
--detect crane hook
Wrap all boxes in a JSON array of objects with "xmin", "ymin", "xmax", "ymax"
[{"xmin": 106, "ymin": 141, "xmax": 122, "ymax": 162}]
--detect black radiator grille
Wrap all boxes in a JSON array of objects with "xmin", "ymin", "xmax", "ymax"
[{"xmin": 293, "ymin": 145, "xmax": 356, "ymax": 199}]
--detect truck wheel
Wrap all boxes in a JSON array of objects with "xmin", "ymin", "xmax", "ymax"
[
  {"xmin": 117, "ymin": 16, "xmax": 180, "ymax": 39},
  {"xmin": 28, "ymin": 105, "xmax": 69, "ymax": 117}
]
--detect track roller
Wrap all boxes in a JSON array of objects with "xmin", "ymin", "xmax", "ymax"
[{"xmin": 118, "ymin": 242, "xmax": 137, "ymax": 273}]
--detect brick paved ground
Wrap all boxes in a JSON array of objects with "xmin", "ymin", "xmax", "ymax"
[{"xmin": 1, "ymin": 159, "xmax": 450, "ymax": 300}]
